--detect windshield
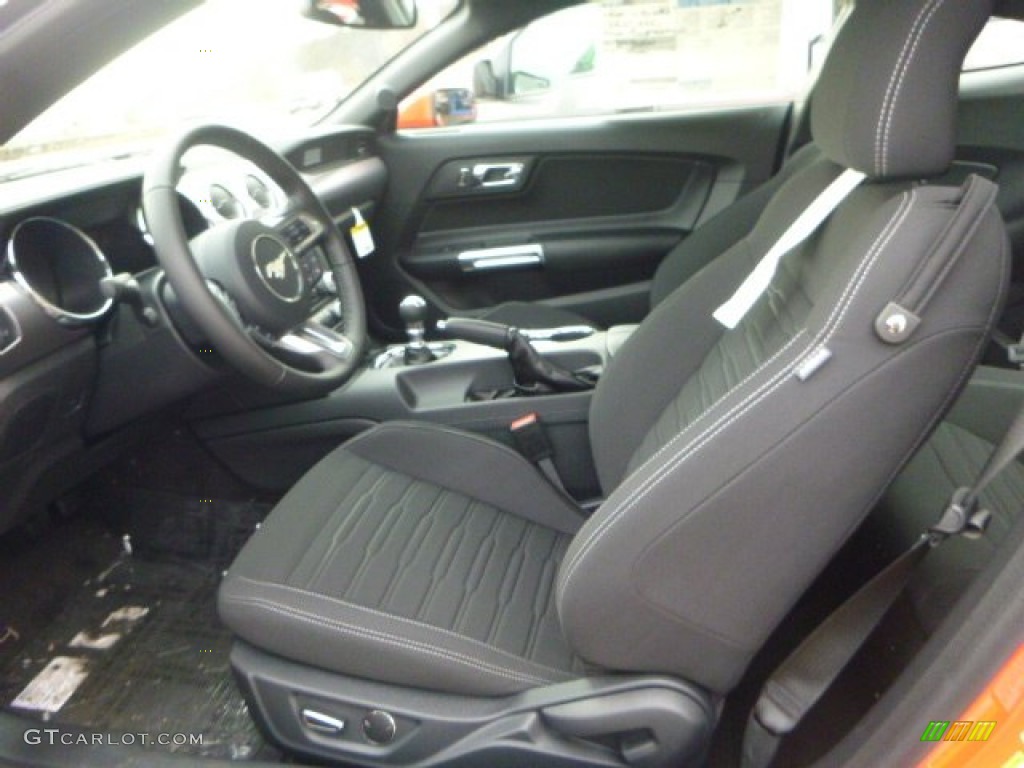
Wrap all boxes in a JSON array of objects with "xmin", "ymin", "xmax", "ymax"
[{"xmin": 0, "ymin": 0, "xmax": 458, "ymax": 179}]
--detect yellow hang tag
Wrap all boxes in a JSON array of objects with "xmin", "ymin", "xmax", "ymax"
[{"xmin": 350, "ymin": 208, "xmax": 375, "ymax": 259}]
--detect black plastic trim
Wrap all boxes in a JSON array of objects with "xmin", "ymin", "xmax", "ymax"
[{"xmin": 231, "ymin": 641, "xmax": 715, "ymax": 768}]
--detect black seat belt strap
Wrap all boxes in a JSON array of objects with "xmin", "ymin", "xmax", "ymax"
[
  {"xmin": 510, "ymin": 412, "xmax": 568, "ymax": 493},
  {"xmin": 740, "ymin": 401, "xmax": 1024, "ymax": 768},
  {"xmin": 742, "ymin": 538, "xmax": 930, "ymax": 768}
]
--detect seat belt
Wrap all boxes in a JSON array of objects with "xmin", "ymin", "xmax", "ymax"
[
  {"xmin": 714, "ymin": 168, "xmax": 866, "ymax": 330},
  {"xmin": 739, "ymin": 400, "xmax": 1024, "ymax": 768},
  {"xmin": 987, "ymin": 287, "xmax": 1024, "ymax": 367},
  {"xmin": 510, "ymin": 412, "xmax": 569, "ymax": 494}
]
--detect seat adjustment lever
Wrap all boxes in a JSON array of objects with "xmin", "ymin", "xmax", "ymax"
[{"xmin": 301, "ymin": 708, "xmax": 346, "ymax": 736}]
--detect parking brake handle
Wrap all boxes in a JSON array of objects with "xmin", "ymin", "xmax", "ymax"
[
  {"xmin": 437, "ymin": 317, "xmax": 516, "ymax": 350},
  {"xmin": 437, "ymin": 317, "xmax": 595, "ymax": 394}
]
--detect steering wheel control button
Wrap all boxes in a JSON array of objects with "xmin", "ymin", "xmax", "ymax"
[
  {"xmin": 251, "ymin": 234, "xmax": 304, "ymax": 303},
  {"xmin": 362, "ymin": 709, "xmax": 397, "ymax": 745},
  {"xmin": 301, "ymin": 709, "xmax": 345, "ymax": 736},
  {"xmin": 300, "ymin": 250, "xmax": 325, "ymax": 286},
  {"xmin": 281, "ymin": 217, "xmax": 311, "ymax": 247},
  {"xmin": 280, "ymin": 215, "xmax": 322, "ymax": 252}
]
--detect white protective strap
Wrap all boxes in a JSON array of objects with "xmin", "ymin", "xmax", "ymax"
[{"xmin": 713, "ymin": 168, "xmax": 866, "ymax": 329}]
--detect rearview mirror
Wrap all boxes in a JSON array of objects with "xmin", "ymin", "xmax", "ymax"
[{"xmin": 305, "ymin": 0, "xmax": 417, "ymax": 29}]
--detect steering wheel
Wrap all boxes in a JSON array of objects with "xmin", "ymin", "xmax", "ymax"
[{"xmin": 142, "ymin": 124, "xmax": 366, "ymax": 396}]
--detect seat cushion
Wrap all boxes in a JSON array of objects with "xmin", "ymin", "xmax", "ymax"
[{"xmin": 219, "ymin": 422, "xmax": 588, "ymax": 697}]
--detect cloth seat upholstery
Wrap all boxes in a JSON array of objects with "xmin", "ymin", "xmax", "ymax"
[{"xmin": 220, "ymin": 0, "xmax": 1005, "ymax": 700}]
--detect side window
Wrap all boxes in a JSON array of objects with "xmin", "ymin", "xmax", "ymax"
[
  {"xmin": 399, "ymin": 0, "xmax": 837, "ymax": 129},
  {"xmin": 963, "ymin": 18, "xmax": 1024, "ymax": 72}
]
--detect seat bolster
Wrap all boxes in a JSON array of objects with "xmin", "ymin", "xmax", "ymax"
[
  {"xmin": 346, "ymin": 421, "xmax": 586, "ymax": 535},
  {"xmin": 218, "ymin": 576, "xmax": 573, "ymax": 696}
]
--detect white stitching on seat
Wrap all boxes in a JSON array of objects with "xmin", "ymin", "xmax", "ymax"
[
  {"xmin": 560, "ymin": 329, "xmax": 807, "ymax": 610},
  {"xmin": 874, "ymin": 0, "xmax": 937, "ymax": 174},
  {"xmin": 560, "ymin": 192, "xmax": 913, "ymax": 604},
  {"xmin": 602, "ymin": 180, "xmax": 906, "ymax": 522},
  {"xmin": 876, "ymin": 0, "xmax": 946, "ymax": 176},
  {"xmin": 634, "ymin": 326, "xmax": 806, "ymax": 475},
  {"xmin": 558, "ymin": 191, "xmax": 915, "ymax": 615},
  {"xmin": 224, "ymin": 594, "xmax": 558, "ymax": 687},
  {"xmin": 231, "ymin": 575, "xmax": 579, "ymax": 679}
]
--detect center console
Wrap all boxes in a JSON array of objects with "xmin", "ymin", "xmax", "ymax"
[{"xmin": 194, "ymin": 297, "xmax": 634, "ymax": 499}]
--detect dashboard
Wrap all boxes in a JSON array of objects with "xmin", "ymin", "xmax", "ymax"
[{"xmin": 0, "ymin": 126, "xmax": 387, "ymax": 535}]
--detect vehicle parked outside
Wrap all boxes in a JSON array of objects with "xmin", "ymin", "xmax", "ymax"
[{"xmin": 403, "ymin": 0, "xmax": 839, "ymax": 124}]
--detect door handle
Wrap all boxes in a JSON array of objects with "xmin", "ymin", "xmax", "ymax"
[
  {"xmin": 458, "ymin": 244, "xmax": 544, "ymax": 272},
  {"xmin": 458, "ymin": 162, "xmax": 525, "ymax": 189}
]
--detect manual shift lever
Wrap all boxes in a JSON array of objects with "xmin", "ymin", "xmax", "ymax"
[
  {"xmin": 399, "ymin": 294, "xmax": 436, "ymax": 365},
  {"xmin": 437, "ymin": 317, "xmax": 595, "ymax": 394}
]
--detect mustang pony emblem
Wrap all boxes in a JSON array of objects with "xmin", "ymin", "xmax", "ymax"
[
  {"xmin": 252, "ymin": 236, "xmax": 303, "ymax": 302},
  {"xmin": 264, "ymin": 252, "xmax": 289, "ymax": 281}
]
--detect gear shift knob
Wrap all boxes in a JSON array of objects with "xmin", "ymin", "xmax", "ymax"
[
  {"xmin": 399, "ymin": 294, "xmax": 434, "ymax": 364},
  {"xmin": 399, "ymin": 294, "xmax": 428, "ymax": 328}
]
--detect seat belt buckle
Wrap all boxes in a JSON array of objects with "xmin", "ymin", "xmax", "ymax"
[
  {"xmin": 930, "ymin": 487, "xmax": 992, "ymax": 543},
  {"xmin": 1008, "ymin": 342, "xmax": 1024, "ymax": 366},
  {"xmin": 510, "ymin": 412, "xmax": 571, "ymax": 494},
  {"xmin": 510, "ymin": 412, "xmax": 554, "ymax": 464}
]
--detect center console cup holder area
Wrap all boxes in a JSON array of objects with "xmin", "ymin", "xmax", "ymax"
[
  {"xmin": 394, "ymin": 341, "xmax": 603, "ymax": 410},
  {"xmin": 394, "ymin": 316, "xmax": 602, "ymax": 406}
]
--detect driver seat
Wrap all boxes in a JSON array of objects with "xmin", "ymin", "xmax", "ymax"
[{"xmin": 219, "ymin": 1, "xmax": 1005, "ymax": 765}]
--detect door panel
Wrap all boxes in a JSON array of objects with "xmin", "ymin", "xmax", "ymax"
[
  {"xmin": 364, "ymin": 106, "xmax": 789, "ymax": 334},
  {"xmin": 406, "ymin": 153, "xmax": 713, "ymax": 315},
  {"xmin": 418, "ymin": 153, "xmax": 712, "ymax": 228}
]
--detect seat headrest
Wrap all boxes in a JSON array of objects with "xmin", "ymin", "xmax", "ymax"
[{"xmin": 812, "ymin": 0, "xmax": 992, "ymax": 180}]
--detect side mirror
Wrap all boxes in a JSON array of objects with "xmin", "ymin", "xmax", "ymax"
[
  {"xmin": 511, "ymin": 71, "xmax": 551, "ymax": 96},
  {"xmin": 398, "ymin": 88, "xmax": 477, "ymax": 129},
  {"xmin": 305, "ymin": 0, "xmax": 417, "ymax": 29},
  {"xmin": 473, "ymin": 60, "xmax": 500, "ymax": 99}
]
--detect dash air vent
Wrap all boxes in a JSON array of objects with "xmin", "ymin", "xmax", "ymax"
[
  {"xmin": 210, "ymin": 185, "xmax": 243, "ymax": 219},
  {"xmin": 245, "ymin": 175, "xmax": 272, "ymax": 208}
]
